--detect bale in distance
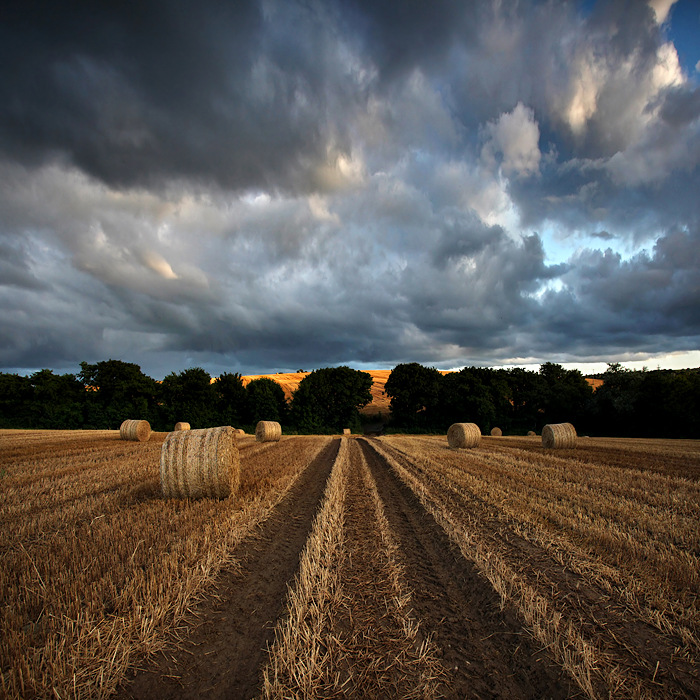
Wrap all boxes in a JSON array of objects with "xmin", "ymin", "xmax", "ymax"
[
  {"xmin": 490, "ymin": 427, "xmax": 502, "ymax": 437},
  {"xmin": 173, "ymin": 422, "xmax": 191, "ymax": 431},
  {"xmin": 160, "ymin": 426, "xmax": 239, "ymax": 499},
  {"xmin": 234, "ymin": 428, "xmax": 246, "ymax": 437},
  {"xmin": 343, "ymin": 428, "xmax": 351, "ymax": 435},
  {"xmin": 527, "ymin": 430, "xmax": 537, "ymax": 437},
  {"xmin": 447, "ymin": 423, "xmax": 481, "ymax": 449},
  {"xmin": 256, "ymin": 420, "xmax": 282, "ymax": 443},
  {"xmin": 120, "ymin": 419, "xmax": 151, "ymax": 442},
  {"xmin": 542, "ymin": 423, "xmax": 577, "ymax": 449}
]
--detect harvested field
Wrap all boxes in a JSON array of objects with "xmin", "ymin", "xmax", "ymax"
[{"xmin": 1, "ymin": 431, "xmax": 699, "ymax": 699}]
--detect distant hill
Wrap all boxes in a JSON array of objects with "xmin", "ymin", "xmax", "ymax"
[
  {"xmin": 241, "ymin": 370, "xmax": 393, "ymax": 415},
  {"xmin": 240, "ymin": 370, "xmax": 604, "ymax": 416}
]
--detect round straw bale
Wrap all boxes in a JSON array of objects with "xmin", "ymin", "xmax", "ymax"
[
  {"xmin": 447, "ymin": 423, "xmax": 481, "ymax": 448},
  {"xmin": 343, "ymin": 428, "xmax": 351, "ymax": 435},
  {"xmin": 255, "ymin": 420, "xmax": 282, "ymax": 442},
  {"xmin": 160, "ymin": 426, "xmax": 239, "ymax": 499},
  {"xmin": 527, "ymin": 430, "xmax": 537, "ymax": 436},
  {"xmin": 542, "ymin": 422, "xmax": 577, "ymax": 449},
  {"xmin": 120, "ymin": 419, "xmax": 151, "ymax": 442},
  {"xmin": 234, "ymin": 428, "xmax": 246, "ymax": 436},
  {"xmin": 490, "ymin": 427, "xmax": 502, "ymax": 436},
  {"xmin": 173, "ymin": 422, "xmax": 191, "ymax": 431}
]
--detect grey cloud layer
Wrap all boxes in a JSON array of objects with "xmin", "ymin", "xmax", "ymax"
[{"xmin": 0, "ymin": 0, "xmax": 698, "ymax": 377}]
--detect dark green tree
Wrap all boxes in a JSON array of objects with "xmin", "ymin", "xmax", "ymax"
[
  {"xmin": 289, "ymin": 366, "xmax": 373, "ymax": 433},
  {"xmin": 27, "ymin": 369, "xmax": 84, "ymax": 428},
  {"xmin": 538, "ymin": 362, "xmax": 593, "ymax": 430},
  {"xmin": 385, "ymin": 363, "xmax": 442, "ymax": 430},
  {"xmin": 439, "ymin": 367, "xmax": 511, "ymax": 433},
  {"xmin": 79, "ymin": 359, "xmax": 159, "ymax": 428},
  {"xmin": 501, "ymin": 367, "xmax": 543, "ymax": 434},
  {"xmin": 245, "ymin": 377, "xmax": 288, "ymax": 426},
  {"xmin": 0, "ymin": 373, "xmax": 33, "ymax": 428},
  {"xmin": 160, "ymin": 367, "xmax": 217, "ymax": 429},
  {"xmin": 635, "ymin": 369, "xmax": 700, "ymax": 438},
  {"xmin": 212, "ymin": 372, "xmax": 247, "ymax": 427},
  {"xmin": 591, "ymin": 363, "xmax": 643, "ymax": 436}
]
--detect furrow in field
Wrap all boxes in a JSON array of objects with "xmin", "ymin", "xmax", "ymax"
[
  {"xmin": 358, "ymin": 438, "xmax": 577, "ymax": 699},
  {"xmin": 386, "ymin": 435, "xmax": 700, "ymax": 648},
  {"xmin": 263, "ymin": 437, "xmax": 445, "ymax": 699},
  {"xmin": 121, "ymin": 437, "xmax": 339, "ymax": 700},
  {"xmin": 373, "ymin": 436, "xmax": 700, "ymax": 699}
]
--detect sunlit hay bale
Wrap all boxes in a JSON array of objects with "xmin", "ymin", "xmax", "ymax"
[
  {"xmin": 343, "ymin": 428, "xmax": 351, "ymax": 435},
  {"xmin": 120, "ymin": 419, "xmax": 151, "ymax": 442},
  {"xmin": 447, "ymin": 423, "xmax": 481, "ymax": 448},
  {"xmin": 527, "ymin": 430, "xmax": 537, "ymax": 436},
  {"xmin": 490, "ymin": 427, "xmax": 502, "ymax": 436},
  {"xmin": 160, "ymin": 426, "xmax": 239, "ymax": 499},
  {"xmin": 234, "ymin": 428, "xmax": 246, "ymax": 436},
  {"xmin": 256, "ymin": 420, "xmax": 282, "ymax": 442},
  {"xmin": 173, "ymin": 422, "xmax": 190, "ymax": 431},
  {"xmin": 542, "ymin": 422, "xmax": 577, "ymax": 449}
]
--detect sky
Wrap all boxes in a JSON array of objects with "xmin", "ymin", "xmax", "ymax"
[{"xmin": 0, "ymin": 0, "xmax": 699, "ymax": 380}]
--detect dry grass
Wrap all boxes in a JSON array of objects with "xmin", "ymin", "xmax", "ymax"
[
  {"xmin": 374, "ymin": 434, "xmax": 700, "ymax": 698},
  {"xmin": 262, "ymin": 438, "xmax": 445, "ymax": 698},
  {"xmin": 0, "ymin": 429, "xmax": 329, "ymax": 699}
]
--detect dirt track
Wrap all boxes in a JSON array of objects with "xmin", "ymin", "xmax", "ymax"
[{"xmin": 122, "ymin": 437, "xmax": 578, "ymax": 698}]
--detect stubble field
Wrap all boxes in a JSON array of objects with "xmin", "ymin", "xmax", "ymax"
[{"xmin": 1, "ymin": 429, "xmax": 698, "ymax": 699}]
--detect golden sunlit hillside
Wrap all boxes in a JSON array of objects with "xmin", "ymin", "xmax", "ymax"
[{"xmin": 241, "ymin": 370, "xmax": 393, "ymax": 415}]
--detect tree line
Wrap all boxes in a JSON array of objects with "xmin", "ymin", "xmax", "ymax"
[
  {"xmin": 0, "ymin": 361, "xmax": 373, "ymax": 435},
  {"xmin": 0, "ymin": 359, "xmax": 698, "ymax": 438},
  {"xmin": 385, "ymin": 361, "xmax": 700, "ymax": 438}
]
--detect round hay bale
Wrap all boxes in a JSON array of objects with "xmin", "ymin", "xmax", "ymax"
[
  {"xmin": 447, "ymin": 423, "xmax": 481, "ymax": 448},
  {"xmin": 255, "ymin": 420, "xmax": 282, "ymax": 442},
  {"xmin": 542, "ymin": 422, "xmax": 577, "ymax": 449},
  {"xmin": 527, "ymin": 430, "xmax": 537, "ymax": 436},
  {"xmin": 490, "ymin": 427, "xmax": 502, "ymax": 436},
  {"xmin": 173, "ymin": 422, "xmax": 191, "ymax": 431},
  {"xmin": 234, "ymin": 428, "xmax": 246, "ymax": 436},
  {"xmin": 160, "ymin": 426, "xmax": 239, "ymax": 499},
  {"xmin": 120, "ymin": 419, "xmax": 151, "ymax": 442},
  {"xmin": 343, "ymin": 428, "xmax": 351, "ymax": 435}
]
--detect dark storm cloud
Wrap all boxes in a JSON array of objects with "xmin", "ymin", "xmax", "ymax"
[
  {"xmin": 0, "ymin": 0, "xmax": 699, "ymax": 377},
  {"xmin": 343, "ymin": 0, "xmax": 476, "ymax": 80},
  {"xmin": 0, "ymin": 240, "xmax": 47, "ymax": 290},
  {"xmin": 660, "ymin": 86, "xmax": 700, "ymax": 126},
  {"xmin": 0, "ymin": 0, "xmax": 361, "ymax": 193},
  {"xmin": 527, "ymin": 224, "xmax": 700, "ymax": 358}
]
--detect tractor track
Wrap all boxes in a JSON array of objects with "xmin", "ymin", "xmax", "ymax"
[
  {"xmin": 121, "ymin": 438, "xmax": 339, "ymax": 700},
  {"xmin": 358, "ymin": 437, "xmax": 577, "ymax": 699}
]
